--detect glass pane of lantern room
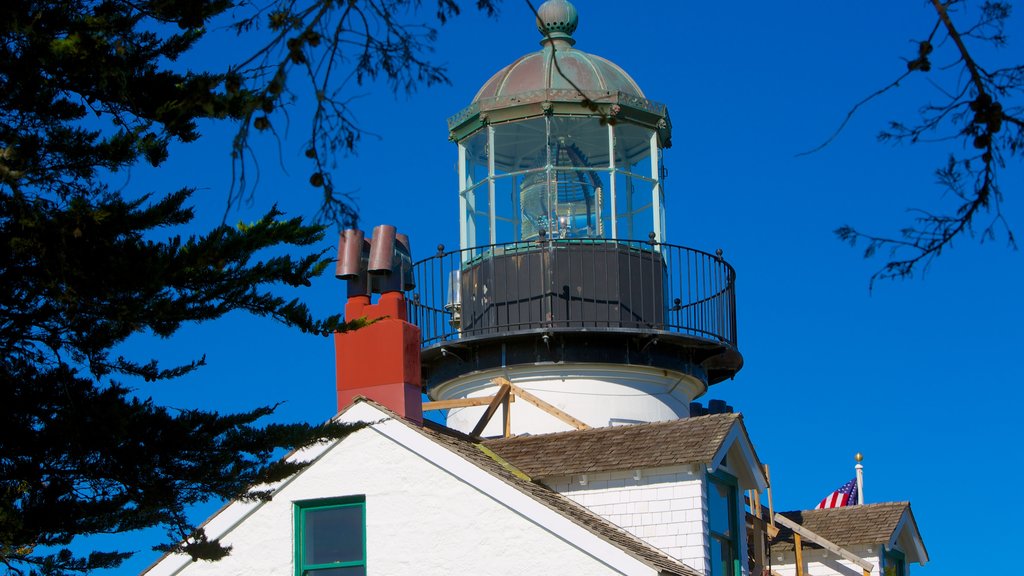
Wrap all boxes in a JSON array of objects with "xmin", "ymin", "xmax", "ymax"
[
  {"xmin": 492, "ymin": 118, "xmax": 547, "ymax": 173},
  {"xmin": 461, "ymin": 180, "xmax": 489, "ymax": 253},
  {"xmin": 613, "ymin": 172, "xmax": 653, "ymax": 243},
  {"xmin": 614, "ymin": 123, "xmax": 654, "ymax": 179},
  {"xmin": 542, "ymin": 116, "xmax": 611, "ymax": 239},
  {"xmin": 461, "ymin": 129, "xmax": 489, "ymax": 190},
  {"xmin": 613, "ymin": 123, "xmax": 657, "ymax": 243},
  {"xmin": 459, "ymin": 130, "xmax": 491, "ymax": 253},
  {"xmin": 492, "ymin": 118, "xmax": 546, "ymax": 242},
  {"xmin": 492, "ymin": 174, "xmax": 519, "ymax": 244}
]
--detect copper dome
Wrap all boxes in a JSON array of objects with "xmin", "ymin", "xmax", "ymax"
[
  {"xmin": 472, "ymin": 45, "xmax": 645, "ymax": 103},
  {"xmin": 448, "ymin": 0, "xmax": 670, "ymax": 146},
  {"xmin": 472, "ymin": 0, "xmax": 644, "ymax": 102}
]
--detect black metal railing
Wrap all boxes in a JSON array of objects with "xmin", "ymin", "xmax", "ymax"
[{"xmin": 407, "ymin": 239, "xmax": 737, "ymax": 349}]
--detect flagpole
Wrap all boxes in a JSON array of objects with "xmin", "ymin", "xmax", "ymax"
[{"xmin": 855, "ymin": 452, "xmax": 864, "ymax": 505}]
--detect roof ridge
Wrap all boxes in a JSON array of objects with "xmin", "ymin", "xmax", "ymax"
[{"xmin": 779, "ymin": 501, "xmax": 910, "ymax": 515}]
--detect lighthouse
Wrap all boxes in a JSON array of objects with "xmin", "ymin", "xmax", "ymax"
[
  {"xmin": 407, "ymin": 0, "xmax": 743, "ymax": 436},
  {"xmin": 146, "ymin": 7, "xmax": 931, "ymax": 576}
]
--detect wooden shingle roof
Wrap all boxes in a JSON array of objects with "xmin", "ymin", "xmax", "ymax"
[
  {"xmin": 770, "ymin": 502, "xmax": 911, "ymax": 552},
  {"xmin": 482, "ymin": 413, "xmax": 740, "ymax": 478}
]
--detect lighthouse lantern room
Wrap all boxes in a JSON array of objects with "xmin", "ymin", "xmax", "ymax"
[{"xmin": 406, "ymin": 0, "xmax": 743, "ymax": 436}]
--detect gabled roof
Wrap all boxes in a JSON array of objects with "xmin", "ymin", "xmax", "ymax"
[
  {"xmin": 147, "ymin": 398, "xmax": 701, "ymax": 576},
  {"xmin": 770, "ymin": 502, "xmax": 928, "ymax": 564},
  {"xmin": 482, "ymin": 413, "xmax": 767, "ymax": 491}
]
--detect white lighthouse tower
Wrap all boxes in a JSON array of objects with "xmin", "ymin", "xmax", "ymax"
[{"xmin": 408, "ymin": 0, "xmax": 742, "ymax": 436}]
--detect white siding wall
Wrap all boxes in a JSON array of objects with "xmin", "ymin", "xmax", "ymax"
[
  {"xmin": 772, "ymin": 545, "xmax": 883, "ymax": 576},
  {"xmin": 150, "ymin": 427, "xmax": 636, "ymax": 576},
  {"xmin": 546, "ymin": 465, "xmax": 711, "ymax": 574}
]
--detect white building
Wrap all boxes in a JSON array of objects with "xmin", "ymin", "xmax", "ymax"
[
  {"xmin": 143, "ymin": 395, "xmax": 926, "ymax": 576},
  {"xmin": 146, "ymin": 399, "xmax": 767, "ymax": 576},
  {"xmin": 146, "ymin": 2, "xmax": 929, "ymax": 575}
]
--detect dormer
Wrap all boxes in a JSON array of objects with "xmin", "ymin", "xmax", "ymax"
[{"xmin": 770, "ymin": 502, "xmax": 929, "ymax": 575}]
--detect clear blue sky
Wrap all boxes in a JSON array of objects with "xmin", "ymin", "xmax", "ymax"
[{"xmin": 102, "ymin": 1, "xmax": 1020, "ymax": 573}]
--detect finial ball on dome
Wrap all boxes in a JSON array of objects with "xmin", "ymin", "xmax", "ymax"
[{"xmin": 536, "ymin": 0, "xmax": 578, "ymax": 39}]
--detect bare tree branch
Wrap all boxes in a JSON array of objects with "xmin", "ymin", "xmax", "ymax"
[
  {"xmin": 822, "ymin": 1, "xmax": 1022, "ymax": 284},
  {"xmin": 224, "ymin": 0, "xmax": 499, "ymax": 226}
]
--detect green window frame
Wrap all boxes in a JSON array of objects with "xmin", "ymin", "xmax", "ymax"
[
  {"xmin": 294, "ymin": 496, "xmax": 366, "ymax": 576},
  {"xmin": 883, "ymin": 547, "xmax": 906, "ymax": 576},
  {"xmin": 707, "ymin": 470, "xmax": 741, "ymax": 576}
]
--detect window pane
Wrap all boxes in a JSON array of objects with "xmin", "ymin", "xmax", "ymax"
[
  {"xmin": 519, "ymin": 169, "xmax": 548, "ymax": 240},
  {"xmin": 305, "ymin": 505, "xmax": 363, "ymax": 566},
  {"xmin": 709, "ymin": 535, "xmax": 734, "ymax": 576},
  {"xmin": 462, "ymin": 130, "xmax": 488, "ymax": 190},
  {"xmin": 306, "ymin": 567, "xmax": 366, "ymax": 576},
  {"xmin": 492, "ymin": 118, "xmax": 547, "ymax": 173},
  {"xmin": 885, "ymin": 552, "xmax": 906, "ymax": 576},
  {"xmin": 613, "ymin": 123, "xmax": 653, "ymax": 176},
  {"xmin": 549, "ymin": 116, "xmax": 610, "ymax": 167},
  {"xmin": 493, "ymin": 174, "xmax": 519, "ymax": 243},
  {"xmin": 708, "ymin": 479, "xmax": 733, "ymax": 537},
  {"xmin": 613, "ymin": 173, "xmax": 653, "ymax": 241},
  {"xmin": 462, "ymin": 181, "xmax": 490, "ymax": 248}
]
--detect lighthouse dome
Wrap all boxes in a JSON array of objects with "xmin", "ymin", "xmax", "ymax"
[
  {"xmin": 447, "ymin": 0, "xmax": 668, "ymax": 143},
  {"xmin": 472, "ymin": 0, "xmax": 645, "ymax": 103}
]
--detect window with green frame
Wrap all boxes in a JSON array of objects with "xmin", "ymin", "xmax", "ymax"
[
  {"xmin": 294, "ymin": 496, "xmax": 366, "ymax": 576},
  {"xmin": 707, "ymin": 471, "xmax": 740, "ymax": 576},
  {"xmin": 883, "ymin": 547, "xmax": 906, "ymax": 576}
]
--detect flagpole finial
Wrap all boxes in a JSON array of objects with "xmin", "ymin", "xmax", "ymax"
[{"xmin": 855, "ymin": 452, "xmax": 865, "ymax": 505}]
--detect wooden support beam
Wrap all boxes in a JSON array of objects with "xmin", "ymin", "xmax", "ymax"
[
  {"xmin": 470, "ymin": 383, "xmax": 511, "ymax": 438},
  {"xmin": 747, "ymin": 511, "xmax": 767, "ymax": 575},
  {"xmin": 502, "ymin": 390, "xmax": 511, "ymax": 438},
  {"xmin": 745, "ymin": 491, "xmax": 774, "ymax": 537},
  {"xmin": 764, "ymin": 464, "xmax": 775, "ymax": 528},
  {"xmin": 773, "ymin": 513, "xmax": 874, "ymax": 572},
  {"xmin": 746, "ymin": 510, "xmax": 779, "ymax": 538},
  {"xmin": 492, "ymin": 377, "xmax": 590, "ymax": 430},
  {"xmin": 423, "ymin": 395, "xmax": 515, "ymax": 411},
  {"xmin": 794, "ymin": 533, "xmax": 804, "ymax": 576}
]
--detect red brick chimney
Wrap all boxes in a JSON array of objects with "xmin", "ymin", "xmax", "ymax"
[{"xmin": 334, "ymin": 226, "xmax": 422, "ymax": 424}]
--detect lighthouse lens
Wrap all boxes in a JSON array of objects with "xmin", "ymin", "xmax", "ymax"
[{"xmin": 518, "ymin": 116, "xmax": 610, "ymax": 240}]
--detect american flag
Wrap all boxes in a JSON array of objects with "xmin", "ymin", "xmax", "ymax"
[{"xmin": 815, "ymin": 478, "xmax": 858, "ymax": 509}]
